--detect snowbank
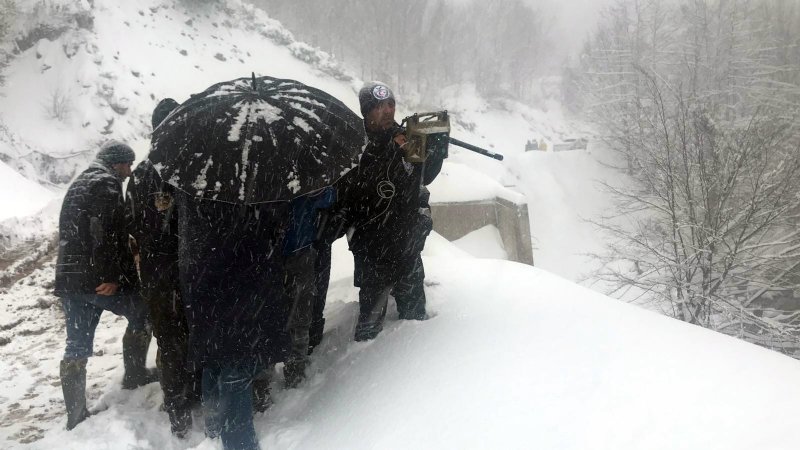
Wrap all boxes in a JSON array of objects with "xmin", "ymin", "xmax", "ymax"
[
  {"xmin": 7, "ymin": 238, "xmax": 799, "ymax": 450},
  {"xmin": 0, "ymin": 160, "xmax": 56, "ymax": 221},
  {"xmin": 429, "ymin": 161, "xmax": 524, "ymax": 204},
  {"xmin": 452, "ymin": 224, "xmax": 509, "ymax": 259}
]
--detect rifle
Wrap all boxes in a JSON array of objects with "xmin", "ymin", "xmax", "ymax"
[{"xmin": 398, "ymin": 111, "xmax": 504, "ymax": 162}]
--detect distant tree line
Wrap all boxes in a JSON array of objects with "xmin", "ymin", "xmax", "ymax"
[
  {"xmin": 249, "ymin": 0, "xmax": 550, "ymax": 104},
  {"xmin": 0, "ymin": 0, "xmax": 17, "ymax": 86},
  {"xmin": 568, "ymin": 0, "xmax": 800, "ymax": 355}
]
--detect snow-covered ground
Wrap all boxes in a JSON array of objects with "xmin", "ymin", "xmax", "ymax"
[
  {"xmin": 0, "ymin": 161, "xmax": 56, "ymax": 222},
  {"xmin": 2, "ymin": 0, "xmax": 799, "ymax": 449},
  {"xmin": 3, "ymin": 237, "xmax": 800, "ymax": 449}
]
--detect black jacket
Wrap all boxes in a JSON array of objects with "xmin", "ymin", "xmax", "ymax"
[
  {"xmin": 342, "ymin": 124, "xmax": 443, "ymax": 262},
  {"xmin": 176, "ymin": 192, "xmax": 292, "ymax": 366},
  {"xmin": 54, "ymin": 162, "xmax": 138, "ymax": 295},
  {"xmin": 126, "ymin": 160, "xmax": 179, "ymax": 290}
]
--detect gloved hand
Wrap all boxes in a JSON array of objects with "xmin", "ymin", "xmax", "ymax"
[
  {"xmin": 427, "ymin": 135, "xmax": 449, "ymax": 161},
  {"xmin": 402, "ymin": 210, "xmax": 433, "ymax": 264},
  {"xmin": 316, "ymin": 207, "xmax": 350, "ymax": 245},
  {"xmin": 414, "ymin": 210, "xmax": 433, "ymax": 239}
]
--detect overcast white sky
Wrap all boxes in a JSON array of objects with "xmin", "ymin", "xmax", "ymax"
[
  {"xmin": 445, "ymin": 0, "xmax": 616, "ymax": 65},
  {"xmin": 538, "ymin": 0, "xmax": 615, "ymax": 61}
]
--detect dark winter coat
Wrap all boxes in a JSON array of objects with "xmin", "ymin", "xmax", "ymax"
[
  {"xmin": 126, "ymin": 160, "xmax": 179, "ymax": 290},
  {"xmin": 126, "ymin": 161, "xmax": 197, "ymax": 409},
  {"xmin": 341, "ymin": 124, "xmax": 442, "ymax": 267},
  {"xmin": 54, "ymin": 162, "xmax": 138, "ymax": 296},
  {"xmin": 176, "ymin": 191, "xmax": 292, "ymax": 366}
]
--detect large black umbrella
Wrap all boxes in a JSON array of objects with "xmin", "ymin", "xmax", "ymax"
[{"xmin": 149, "ymin": 75, "xmax": 366, "ymax": 204}]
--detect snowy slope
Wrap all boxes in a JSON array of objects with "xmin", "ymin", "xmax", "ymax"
[
  {"xmin": 2, "ymin": 237, "xmax": 800, "ymax": 449},
  {"xmin": 0, "ymin": 0, "xmax": 360, "ymax": 180},
  {"xmin": 3, "ymin": 1, "xmax": 795, "ymax": 449},
  {"xmin": 0, "ymin": 161, "xmax": 55, "ymax": 222},
  {"xmin": 0, "ymin": 0, "xmax": 364, "ymax": 260}
]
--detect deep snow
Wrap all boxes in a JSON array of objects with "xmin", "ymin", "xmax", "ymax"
[
  {"xmin": 0, "ymin": 161, "xmax": 56, "ymax": 222},
  {"xmin": 2, "ymin": 0, "xmax": 799, "ymax": 449},
  {"xmin": 3, "ymin": 237, "xmax": 800, "ymax": 450}
]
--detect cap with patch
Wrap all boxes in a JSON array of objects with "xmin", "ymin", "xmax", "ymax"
[{"xmin": 358, "ymin": 81, "xmax": 395, "ymax": 117}]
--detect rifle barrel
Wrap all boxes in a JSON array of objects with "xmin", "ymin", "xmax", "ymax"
[{"xmin": 448, "ymin": 137, "xmax": 504, "ymax": 161}]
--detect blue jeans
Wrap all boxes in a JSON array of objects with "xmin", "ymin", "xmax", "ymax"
[
  {"xmin": 203, "ymin": 360, "xmax": 262, "ymax": 450},
  {"xmin": 61, "ymin": 293, "xmax": 149, "ymax": 360}
]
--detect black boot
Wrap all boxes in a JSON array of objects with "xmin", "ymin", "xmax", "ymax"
[
  {"xmin": 354, "ymin": 285, "xmax": 391, "ymax": 341},
  {"xmin": 167, "ymin": 406, "xmax": 192, "ymax": 438},
  {"xmin": 284, "ymin": 357, "xmax": 307, "ymax": 389},
  {"xmin": 252, "ymin": 369, "xmax": 272, "ymax": 413},
  {"xmin": 60, "ymin": 359, "xmax": 91, "ymax": 430},
  {"xmin": 160, "ymin": 348, "xmax": 194, "ymax": 437},
  {"xmin": 185, "ymin": 369, "xmax": 203, "ymax": 409},
  {"xmin": 121, "ymin": 329, "xmax": 159, "ymax": 389},
  {"xmin": 308, "ymin": 318, "xmax": 325, "ymax": 354},
  {"xmin": 286, "ymin": 325, "xmax": 309, "ymax": 389}
]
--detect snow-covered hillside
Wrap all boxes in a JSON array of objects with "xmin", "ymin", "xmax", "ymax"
[
  {"xmin": 0, "ymin": 160, "xmax": 55, "ymax": 222},
  {"xmin": 0, "ymin": 0, "xmax": 611, "ymax": 282},
  {"xmin": 0, "ymin": 0, "xmax": 366, "ymax": 272},
  {"xmin": 0, "ymin": 0, "xmax": 358, "ymax": 176},
  {"xmin": 3, "ymin": 237, "xmax": 800, "ymax": 449},
  {"xmin": 3, "ymin": 0, "xmax": 798, "ymax": 449}
]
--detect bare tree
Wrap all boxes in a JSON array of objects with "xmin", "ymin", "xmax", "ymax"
[
  {"xmin": 0, "ymin": 0, "xmax": 18, "ymax": 87},
  {"xmin": 43, "ymin": 85, "xmax": 73, "ymax": 121},
  {"xmin": 248, "ymin": 0, "xmax": 550, "ymax": 103},
  {"xmin": 575, "ymin": 0, "xmax": 800, "ymax": 355}
]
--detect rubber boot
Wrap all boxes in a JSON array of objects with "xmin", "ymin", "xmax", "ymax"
[
  {"xmin": 186, "ymin": 369, "xmax": 203, "ymax": 409},
  {"xmin": 167, "ymin": 407, "xmax": 192, "ymax": 438},
  {"xmin": 308, "ymin": 318, "xmax": 325, "ymax": 355},
  {"xmin": 60, "ymin": 359, "xmax": 91, "ymax": 430},
  {"xmin": 121, "ymin": 329, "xmax": 159, "ymax": 389},
  {"xmin": 252, "ymin": 368, "xmax": 272, "ymax": 413},
  {"xmin": 283, "ymin": 356, "xmax": 307, "ymax": 389},
  {"xmin": 161, "ymin": 348, "xmax": 193, "ymax": 437},
  {"xmin": 286, "ymin": 325, "xmax": 309, "ymax": 389}
]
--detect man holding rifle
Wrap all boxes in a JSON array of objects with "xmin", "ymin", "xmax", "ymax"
[{"xmin": 340, "ymin": 82, "xmax": 445, "ymax": 341}]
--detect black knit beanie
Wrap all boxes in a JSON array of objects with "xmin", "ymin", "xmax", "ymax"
[
  {"xmin": 358, "ymin": 82, "xmax": 394, "ymax": 117},
  {"xmin": 152, "ymin": 98, "xmax": 179, "ymax": 129},
  {"xmin": 96, "ymin": 140, "xmax": 135, "ymax": 165}
]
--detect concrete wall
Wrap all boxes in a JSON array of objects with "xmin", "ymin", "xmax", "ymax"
[{"xmin": 430, "ymin": 197, "xmax": 534, "ymax": 265}]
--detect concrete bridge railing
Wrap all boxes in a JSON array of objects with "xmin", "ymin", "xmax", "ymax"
[{"xmin": 430, "ymin": 197, "xmax": 534, "ymax": 266}]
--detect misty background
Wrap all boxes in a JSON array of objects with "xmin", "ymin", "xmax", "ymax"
[
  {"xmin": 247, "ymin": 0, "xmax": 615, "ymax": 105},
  {"xmin": 0, "ymin": 0, "xmax": 799, "ymax": 354},
  {"xmin": 246, "ymin": 0, "xmax": 800, "ymax": 354}
]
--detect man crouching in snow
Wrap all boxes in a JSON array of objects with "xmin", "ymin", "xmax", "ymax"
[{"xmin": 54, "ymin": 140, "xmax": 157, "ymax": 430}]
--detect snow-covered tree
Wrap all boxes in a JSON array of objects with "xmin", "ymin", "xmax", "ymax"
[
  {"xmin": 574, "ymin": 0, "xmax": 800, "ymax": 355},
  {"xmin": 0, "ymin": 0, "xmax": 18, "ymax": 87},
  {"xmin": 249, "ymin": 0, "xmax": 549, "ymax": 104}
]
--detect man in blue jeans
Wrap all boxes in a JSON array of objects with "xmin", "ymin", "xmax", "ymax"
[
  {"xmin": 177, "ymin": 191, "xmax": 292, "ymax": 450},
  {"xmin": 54, "ymin": 140, "xmax": 157, "ymax": 430}
]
